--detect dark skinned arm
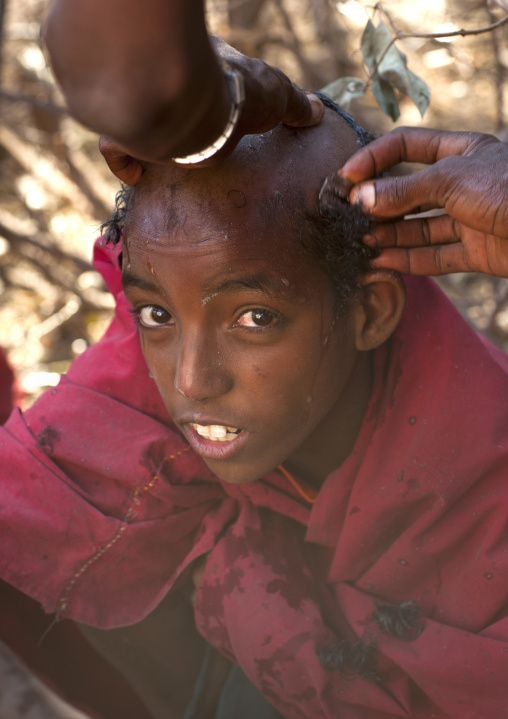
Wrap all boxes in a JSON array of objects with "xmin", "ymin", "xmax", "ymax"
[
  {"xmin": 44, "ymin": 0, "xmax": 324, "ymax": 176},
  {"xmin": 338, "ymin": 127, "xmax": 508, "ymax": 278}
]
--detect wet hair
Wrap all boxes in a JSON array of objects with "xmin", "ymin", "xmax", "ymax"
[
  {"xmin": 101, "ymin": 95, "xmax": 378, "ymax": 311},
  {"xmin": 300, "ymin": 92, "xmax": 377, "ymax": 311}
]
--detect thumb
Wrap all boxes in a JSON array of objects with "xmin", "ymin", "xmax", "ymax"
[
  {"xmin": 282, "ymin": 90, "xmax": 325, "ymax": 128},
  {"xmin": 99, "ymin": 136, "xmax": 145, "ymax": 185}
]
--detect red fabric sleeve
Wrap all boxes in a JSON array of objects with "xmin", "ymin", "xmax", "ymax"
[
  {"xmin": 193, "ymin": 277, "xmax": 508, "ymax": 719},
  {"xmin": 0, "ymin": 240, "xmax": 227, "ymax": 627},
  {"xmin": 2, "ymin": 237, "xmax": 508, "ymax": 719}
]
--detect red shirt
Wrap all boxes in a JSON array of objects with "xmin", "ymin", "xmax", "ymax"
[{"xmin": 1, "ymin": 239, "xmax": 508, "ymax": 718}]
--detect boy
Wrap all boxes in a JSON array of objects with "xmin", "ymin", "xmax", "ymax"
[{"xmin": 1, "ymin": 102, "xmax": 508, "ymax": 718}]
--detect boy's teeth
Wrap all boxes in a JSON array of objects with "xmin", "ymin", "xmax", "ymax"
[{"xmin": 192, "ymin": 423, "xmax": 240, "ymax": 441}]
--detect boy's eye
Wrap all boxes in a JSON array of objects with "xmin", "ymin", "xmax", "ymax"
[
  {"xmin": 138, "ymin": 306, "xmax": 172, "ymax": 328},
  {"xmin": 236, "ymin": 309, "xmax": 278, "ymax": 328}
]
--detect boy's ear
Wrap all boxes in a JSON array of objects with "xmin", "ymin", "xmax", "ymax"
[{"xmin": 352, "ymin": 271, "xmax": 407, "ymax": 351}]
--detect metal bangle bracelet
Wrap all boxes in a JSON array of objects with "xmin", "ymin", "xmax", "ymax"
[{"xmin": 172, "ymin": 61, "xmax": 245, "ymax": 165}]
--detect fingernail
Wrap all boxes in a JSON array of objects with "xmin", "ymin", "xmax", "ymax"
[
  {"xmin": 350, "ymin": 183, "xmax": 375, "ymax": 209},
  {"xmin": 306, "ymin": 93, "xmax": 325, "ymax": 123},
  {"xmin": 363, "ymin": 234, "xmax": 377, "ymax": 248}
]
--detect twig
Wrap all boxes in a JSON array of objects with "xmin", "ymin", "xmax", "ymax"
[
  {"xmin": 0, "ymin": 124, "xmax": 93, "ymax": 215},
  {"xmin": 489, "ymin": 0, "xmax": 508, "ymax": 12},
  {"xmin": 272, "ymin": 0, "xmax": 325, "ymax": 87},
  {"xmin": 486, "ymin": 2, "xmax": 505, "ymax": 129},
  {"xmin": 4, "ymin": 244, "xmax": 87, "ymax": 306},
  {"xmin": 0, "ymin": 220, "xmax": 107, "ymax": 309},
  {"xmin": 227, "ymin": 0, "xmax": 267, "ymax": 29},
  {"xmin": 27, "ymin": 297, "xmax": 81, "ymax": 341},
  {"xmin": 0, "ymin": 89, "xmax": 67, "ymax": 115},
  {"xmin": 363, "ymin": 3, "xmax": 508, "ymax": 90},
  {"xmin": 63, "ymin": 148, "xmax": 113, "ymax": 220},
  {"xmin": 0, "ymin": 217, "xmax": 92, "ymax": 272},
  {"xmin": 0, "ymin": 0, "xmax": 7, "ymax": 85}
]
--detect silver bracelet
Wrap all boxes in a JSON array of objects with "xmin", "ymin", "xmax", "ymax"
[{"xmin": 172, "ymin": 60, "xmax": 245, "ymax": 165}]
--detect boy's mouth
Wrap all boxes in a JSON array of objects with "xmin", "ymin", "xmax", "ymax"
[{"xmin": 190, "ymin": 423, "xmax": 242, "ymax": 442}]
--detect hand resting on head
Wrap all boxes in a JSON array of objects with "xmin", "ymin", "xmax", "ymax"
[{"xmin": 339, "ymin": 127, "xmax": 508, "ymax": 278}]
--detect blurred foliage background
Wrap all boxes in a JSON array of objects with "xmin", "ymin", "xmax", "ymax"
[{"xmin": 1, "ymin": 0, "xmax": 508, "ymax": 409}]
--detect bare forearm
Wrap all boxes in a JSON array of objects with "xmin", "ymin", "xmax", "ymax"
[{"xmin": 44, "ymin": 0, "xmax": 230, "ymax": 160}]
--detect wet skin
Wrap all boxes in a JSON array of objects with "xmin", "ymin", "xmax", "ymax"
[{"xmin": 122, "ymin": 113, "xmax": 380, "ymax": 487}]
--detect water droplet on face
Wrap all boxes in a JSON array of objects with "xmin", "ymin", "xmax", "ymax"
[
  {"xmin": 147, "ymin": 259, "xmax": 155, "ymax": 275},
  {"xmin": 409, "ymin": 416, "xmax": 417, "ymax": 425},
  {"xmin": 322, "ymin": 336, "xmax": 328, "ymax": 346},
  {"xmin": 281, "ymin": 278, "xmax": 289, "ymax": 286},
  {"xmin": 399, "ymin": 559, "xmax": 409, "ymax": 566},
  {"xmin": 306, "ymin": 395, "xmax": 313, "ymax": 403}
]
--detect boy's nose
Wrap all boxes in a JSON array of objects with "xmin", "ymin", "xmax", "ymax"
[{"xmin": 174, "ymin": 334, "xmax": 233, "ymax": 401}]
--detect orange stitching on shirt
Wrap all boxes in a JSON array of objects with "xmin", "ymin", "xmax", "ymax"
[{"xmin": 57, "ymin": 447, "xmax": 190, "ymax": 616}]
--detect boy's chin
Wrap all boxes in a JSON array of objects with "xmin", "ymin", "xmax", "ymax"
[{"xmin": 204, "ymin": 457, "xmax": 276, "ymax": 486}]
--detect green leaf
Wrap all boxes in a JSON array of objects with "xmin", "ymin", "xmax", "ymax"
[
  {"xmin": 372, "ymin": 76, "xmax": 400, "ymax": 121},
  {"xmin": 361, "ymin": 19, "xmax": 431, "ymax": 119},
  {"xmin": 360, "ymin": 19, "xmax": 380, "ymax": 72},
  {"xmin": 400, "ymin": 68, "xmax": 430, "ymax": 118},
  {"xmin": 320, "ymin": 77, "xmax": 365, "ymax": 109}
]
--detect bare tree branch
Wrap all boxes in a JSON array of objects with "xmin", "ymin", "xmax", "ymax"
[
  {"xmin": 486, "ymin": 1, "xmax": 505, "ymax": 129},
  {"xmin": 362, "ymin": 3, "xmax": 508, "ymax": 90},
  {"xmin": 0, "ymin": 89, "xmax": 67, "ymax": 115}
]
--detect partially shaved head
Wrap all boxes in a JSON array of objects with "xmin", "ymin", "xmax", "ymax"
[
  {"xmin": 104, "ymin": 102, "xmax": 377, "ymax": 309},
  {"xmin": 114, "ymin": 102, "xmax": 405, "ymax": 487}
]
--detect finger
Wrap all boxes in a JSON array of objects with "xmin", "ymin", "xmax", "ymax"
[
  {"xmin": 348, "ymin": 171, "xmax": 446, "ymax": 218},
  {"xmin": 364, "ymin": 214, "xmax": 460, "ymax": 249},
  {"xmin": 338, "ymin": 127, "xmax": 492, "ymax": 184},
  {"xmin": 282, "ymin": 90, "xmax": 325, "ymax": 128},
  {"xmin": 99, "ymin": 136, "xmax": 144, "ymax": 185},
  {"xmin": 347, "ymin": 152, "xmax": 485, "ymax": 219},
  {"xmin": 371, "ymin": 244, "xmax": 470, "ymax": 276}
]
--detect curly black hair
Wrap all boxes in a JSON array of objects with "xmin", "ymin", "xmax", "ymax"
[{"xmin": 101, "ymin": 95, "xmax": 378, "ymax": 311}]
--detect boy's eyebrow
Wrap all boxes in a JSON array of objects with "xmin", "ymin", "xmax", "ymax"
[
  {"xmin": 122, "ymin": 272, "xmax": 158, "ymax": 293},
  {"xmin": 201, "ymin": 271, "xmax": 299, "ymax": 303},
  {"xmin": 121, "ymin": 269, "xmax": 300, "ymax": 301}
]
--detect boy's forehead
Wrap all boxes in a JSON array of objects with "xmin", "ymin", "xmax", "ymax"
[{"xmin": 125, "ymin": 109, "xmax": 361, "ymax": 236}]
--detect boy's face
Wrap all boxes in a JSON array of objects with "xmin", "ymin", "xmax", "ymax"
[{"xmin": 122, "ymin": 117, "xmax": 371, "ymax": 484}]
